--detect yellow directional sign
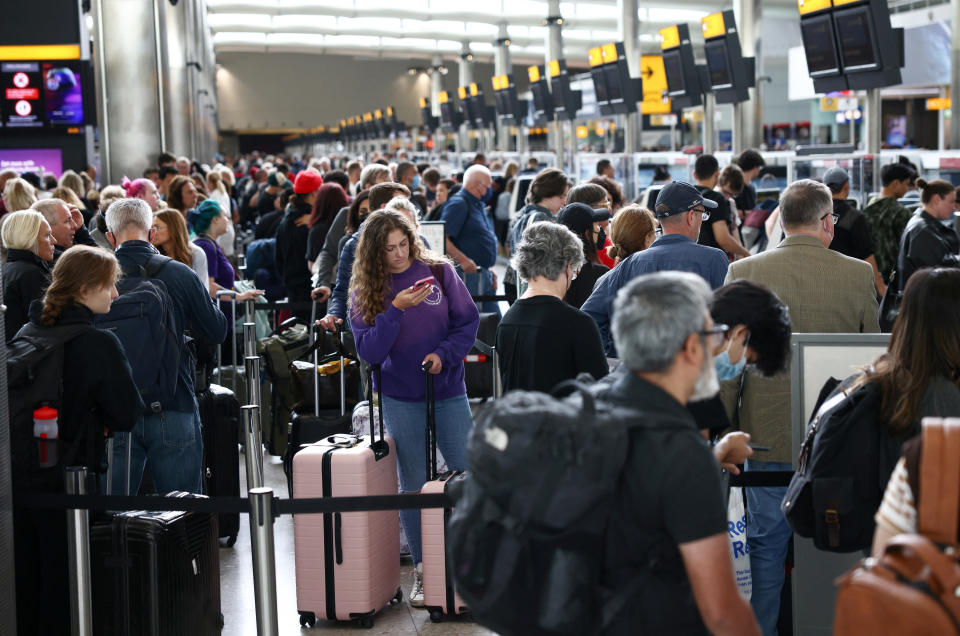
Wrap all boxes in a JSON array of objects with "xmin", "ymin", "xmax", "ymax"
[
  {"xmin": 701, "ymin": 12, "xmax": 726, "ymax": 39},
  {"xmin": 576, "ymin": 125, "xmax": 589, "ymax": 139},
  {"xmin": 527, "ymin": 65, "xmax": 541, "ymax": 83},
  {"xmin": 820, "ymin": 97, "xmax": 838, "ymax": 111},
  {"xmin": 437, "ymin": 91, "xmax": 449, "ymax": 105},
  {"xmin": 588, "ymin": 47, "xmax": 604, "ymax": 67},
  {"xmin": 457, "ymin": 86, "xmax": 467, "ymax": 100},
  {"xmin": 640, "ymin": 55, "xmax": 672, "ymax": 115},
  {"xmin": 469, "ymin": 82, "xmax": 479, "ymax": 97},
  {"xmin": 548, "ymin": 60, "xmax": 561, "ymax": 78},
  {"xmin": 927, "ymin": 97, "xmax": 952, "ymax": 110},
  {"xmin": 797, "ymin": 0, "xmax": 832, "ymax": 15}
]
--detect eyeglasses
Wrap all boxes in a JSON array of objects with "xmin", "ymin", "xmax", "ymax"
[
  {"xmin": 819, "ymin": 211, "xmax": 840, "ymax": 225},
  {"xmin": 698, "ymin": 324, "xmax": 729, "ymax": 350},
  {"xmin": 689, "ymin": 206, "xmax": 709, "ymax": 221}
]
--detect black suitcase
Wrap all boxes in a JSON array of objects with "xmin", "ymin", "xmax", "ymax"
[
  {"xmin": 198, "ymin": 383, "xmax": 241, "ymax": 545},
  {"xmin": 91, "ymin": 492, "xmax": 223, "ymax": 636},
  {"xmin": 464, "ymin": 313, "xmax": 500, "ymax": 400},
  {"xmin": 282, "ymin": 324, "xmax": 353, "ymax": 497}
]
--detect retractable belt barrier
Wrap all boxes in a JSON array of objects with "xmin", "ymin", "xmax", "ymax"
[{"xmin": 14, "ymin": 490, "xmax": 453, "ymax": 519}]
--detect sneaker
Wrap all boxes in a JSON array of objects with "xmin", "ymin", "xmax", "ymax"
[{"xmin": 409, "ymin": 563, "xmax": 425, "ymax": 608}]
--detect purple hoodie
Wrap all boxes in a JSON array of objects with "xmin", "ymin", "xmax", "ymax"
[{"xmin": 351, "ymin": 260, "xmax": 480, "ymax": 402}]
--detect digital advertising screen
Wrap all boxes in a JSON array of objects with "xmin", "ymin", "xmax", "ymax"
[
  {"xmin": 800, "ymin": 14, "xmax": 841, "ymax": 76},
  {"xmin": 1, "ymin": 60, "xmax": 85, "ymax": 128},
  {"xmin": 834, "ymin": 6, "xmax": 880, "ymax": 71},
  {"xmin": 0, "ymin": 148, "xmax": 63, "ymax": 177}
]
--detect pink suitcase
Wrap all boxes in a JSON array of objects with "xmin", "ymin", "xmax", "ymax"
[
  {"xmin": 293, "ymin": 365, "xmax": 402, "ymax": 629},
  {"xmin": 420, "ymin": 361, "xmax": 471, "ymax": 622}
]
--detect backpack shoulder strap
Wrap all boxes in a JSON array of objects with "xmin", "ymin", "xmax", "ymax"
[
  {"xmin": 141, "ymin": 254, "xmax": 173, "ymax": 279},
  {"xmin": 917, "ymin": 419, "xmax": 960, "ymax": 545}
]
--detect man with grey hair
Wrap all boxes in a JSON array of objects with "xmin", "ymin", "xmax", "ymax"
[
  {"xmin": 30, "ymin": 198, "xmax": 78, "ymax": 260},
  {"xmin": 442, "ymin": 164, "xmax": 499, "ymax": 314},
  {"xmin": 496, "ymin": 221, "xmax": 607, "ymax": 392},
  {"xmin": 104, "ymin": 198, "xmax": 227, "ymax": 495},
  {"xmin": 175, "ymin": 155, "xmax": 191, "ymax": 176},
  {"xmin": 601, "ymin": 271, "xmax": 759, "ymax": 636},
  {"xmin": 724, "ymin": 178, "xmax": 879, "ymax": 635}
]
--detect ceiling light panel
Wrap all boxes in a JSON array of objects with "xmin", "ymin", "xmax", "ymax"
[
  {"xmin": 336, "ymin": 17, "xmax": 402, "ymax": 32},
  {"xmin": 213, "ymin": 31, "xmax": 267, "ymax": 44},
  {"xmin": 323, "ymin": 34, "xmax": 381, "ymax": 47},
  {"xmin": 272, "ymin": 14, "xmax": 334, "ymax": 30}
]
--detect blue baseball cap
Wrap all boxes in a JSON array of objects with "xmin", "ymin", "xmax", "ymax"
[{"xmin": 654, "ymin": 181, "xmax": 718, "ymax": 218}]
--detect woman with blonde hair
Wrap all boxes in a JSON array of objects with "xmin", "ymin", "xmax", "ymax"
[
  {"xmin": 11, "ymin": 245, "xmax": 142, "ymax": 635},
  {"xmin": 152, "ymin": 208, "xmax": 209, "ymax": 285},
  {"xmin": 350, "ymin": 208, "xmax": 479, "ymax": 606},
  {"xmin": 606, "ymin": 204, "xmax": 657, "ymax": 264},
  {"xmin": 3, "ymin": 177, "xmax": 37, "ymax": 213},
  {"xmin": 2, "ymin": 210, "xmax": 55, "ymax": 340},
  {"xmin": 206, "ymin": 169, "xmax": 236, "ymax": 257}
]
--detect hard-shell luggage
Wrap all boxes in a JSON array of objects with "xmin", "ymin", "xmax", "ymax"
[
  {"xmin": 464, "ymin": 315, "xmax": 500, "ymax": 400},
  {"xmin": 198, "ymin": 383, "xmax": 241, "ymax": 546},
  {"xmin": 91, "ymin": 492, "xmax": 223, "ymax": 636},
  {"xmin": 293, "ymin": 364, "xmax": 403, "ymax": 628},
  {"xmin": 420, "ymin": 361, "xmax": 470, "ymax": 622},
  {"xmin": 284, "ymin": 323, "xmax": 353, "ymax": 498}
]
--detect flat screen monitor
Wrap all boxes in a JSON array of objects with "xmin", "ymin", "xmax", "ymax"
[
  {"xmin": 0, "ymin": 148, "xmax": 63, "ymax": 177},
  {"xmin": 1, "ymin": 61, "xmax": 86, "ymax": 128},
  {"xmin": 800, "ymin": 14, "xmax": 841, "ymax": 76},
  {"xmin": 440, "ymin": 101, "xmax": 457, "ymax": 127},
  {"xmin": 494, "ymin": 90, "xmax": 509, "ymax": 116},
  {"xmin": 884, "ymin": 114, "xmax": 907, "ymax": 147},
  {"xmin": 420, "ymin": 105, "xmax": 433, "ymax": 129},
  {"xmin": 704, "ymin": 39, "xmax": 733, "ymax": 90},
  {"xmin": 636, "ymin": 167, "xmax": 657, "ymax": 188},
  {"xmin": 531, "ymin": 81, "xmax": 552, "ymax": 114},
  {"xmin": 662, "ymin": 49, "xmax": 686, "ymax": 96},
  {"xmin": 591, "ymin": 67, "xmax": 609, "ymax": 105},
  {"xmin": 603, "ymin": 64, "xmax": 623, "ymax": 103},
  {"xmin": 834, "ymin": 6, "xmax": 880, "ymax": 72}
]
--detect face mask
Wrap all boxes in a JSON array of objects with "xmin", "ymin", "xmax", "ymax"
[
  {"xmin": 595, "ymin": 227, "xmax": 606, "ymax": 249},
  {"xmin": 482, "ymin": 186, "xmax": 493, "ymax": 203},
  {"xmin": 412, "ymin": 175, "xmax": 421, "ymax": 190},
  {"xmin": 714, "ymin": 339, "xmax": 748, "ymax": 381},
  {"xmin": 691, "ymin": 342, "xmax": 720, "ymax": 401}
]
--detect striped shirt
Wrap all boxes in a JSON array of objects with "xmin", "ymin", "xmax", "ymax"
[{"xmin": 874, "ymin": 457, "xmax": 917, "ymax": 535}]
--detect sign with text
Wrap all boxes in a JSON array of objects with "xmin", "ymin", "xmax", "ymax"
[
  {"xmin": 1, "ymin": 60, "xmax": 85, "ymax": 128},
  {"xmin": 0, "ymin": 148, "xmax": 63, "ymax": 177}
]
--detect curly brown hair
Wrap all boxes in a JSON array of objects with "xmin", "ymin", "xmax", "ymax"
[
  {"xmin": 42, "ymin": 245, "xmax": 120, "ymax": 326},
  {"xmin": 153, "ymin": 208, "xmax": 193, "ymax": 267},
  {"xmin": 349, "ymin": 210, "xmax": 447, "ymax": 326}
]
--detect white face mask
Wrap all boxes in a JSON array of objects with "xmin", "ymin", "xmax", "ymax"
[{"xmin": 691, "ymin": 341, "xmax": 720, "ymax": 401}]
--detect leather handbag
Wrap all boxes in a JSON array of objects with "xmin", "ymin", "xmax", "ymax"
[{"xmin": 833, "ymin": 418, "xmax": 960, "ymax": 635}]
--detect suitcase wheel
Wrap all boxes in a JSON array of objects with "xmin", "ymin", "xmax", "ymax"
[
  {"xmin": 357, "ymin": 616, "xmax": 374, "ymax": 629},
  {"xmin": 299, "ymin": 611, "xmax": 316, "ymax": 628},
  {"xmin": 390, "ymin": 588, "xmax": 403, "ymax": 605},
  {"xmin": 429, "ymin": 609, "xmax": 444, "ymax": 623},
  {"xmin": 223, "ymin": 534, "xmax": 237, "ymax": 548}
]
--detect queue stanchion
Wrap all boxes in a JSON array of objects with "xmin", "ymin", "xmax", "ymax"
[
  {"xmin": 216, "ymin": 290, "xmax": 238, "ymax": 394},
  {"xmin": 249, "ymin": 487, "xmax": 280, "ymax": 636},
  {"xmin": 244, "ymin": 321, "xmax": 257, "ymax": 360},
  {"xmin": 244, "ymin": 298, "xmax": 255, "ymax": 330},
  {"xmin": 65, "ymin": 467, "xmax": 93, "ymax": 636},
  {"xmin": 241, "ymin": 404, "xmax": 264, "ymax": 491},
  {"xmin": 245, "ymin": 354, "xmax": 265, "ymax": 475}
]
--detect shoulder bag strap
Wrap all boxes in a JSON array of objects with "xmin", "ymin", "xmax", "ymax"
[{"xmin": 918, "ymin": 419, "xmax": 960, "ymax": 546}]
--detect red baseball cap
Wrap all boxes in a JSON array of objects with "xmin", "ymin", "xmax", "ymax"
[{"xmin": 293, "ymin": 170, "xmax": 323, "ymax": 194}]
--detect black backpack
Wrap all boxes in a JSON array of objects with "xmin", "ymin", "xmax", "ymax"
[
  {"xmin": 447, "ymin": 382, "xmax": 673, "ymax": 636},
  {"xmin": 95, "ymin": 254, "xmax": 180, "ymax": 413},
  {"xmin": 7, "ymin": 322, "xmax": 93, "ymax": 490},
  {"xmin": 782, "ymin": 376, "xmax": 905, "ymax": 552}
]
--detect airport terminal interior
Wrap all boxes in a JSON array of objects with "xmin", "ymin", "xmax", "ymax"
[{"xmin": 4, "ymin": 0, "xmax": 960, "ymax": 634}]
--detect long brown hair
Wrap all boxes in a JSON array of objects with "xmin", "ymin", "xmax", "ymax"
[
  {"xmin": 863, "ymin": 268, "xmax": 960, "ymax": 435},
  {"xmin": 42, "ymin": 246, "xmax": 120, "ymax": 326},
  {"xmin": 349, "ymin": 210, "xmax": 447, "ymax": 326},
  {"xmin": 165, "ymin": 176, "xmax": 193, "ymax": 213},
  {"xmin": 153, "ymin": 208, "xmax": 193, "ymax": 267}
]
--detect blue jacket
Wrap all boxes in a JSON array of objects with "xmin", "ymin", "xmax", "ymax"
[
  {"xmin": 582, "ymin": 234, "xmax": 728, "ymax": 356},
  {"xmin": 441, "ymin": 190, "xmax": 497, "ymax": 269},
  {"xmin": 114, "ymin": 241, "xmax": 228, "ymax": 412}
]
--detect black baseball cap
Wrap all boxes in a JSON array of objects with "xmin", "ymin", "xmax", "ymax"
[
  {"xmin": 557, "ymin": 202, "xmax": 611, "ymax": 234},
  {"xmin": 654, "ymin": 181, "xmax": 718, "ymax": 218}
]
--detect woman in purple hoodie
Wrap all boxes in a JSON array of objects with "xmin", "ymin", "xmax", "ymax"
[{"xmin": 350, "ymin": 208, "xmax": 480, "ymax": 606}]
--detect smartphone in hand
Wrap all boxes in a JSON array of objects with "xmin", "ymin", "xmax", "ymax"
[{"xmin": 412, "ymin": 276, "xmax": 436, "ymax": 291}]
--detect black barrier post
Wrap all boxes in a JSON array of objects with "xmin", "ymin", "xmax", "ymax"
[
  {"xmin": 249, "ymin": 487, "xmax": 279, "ymax": 636},
  {"xmin": 65, "ymin": 467, "xmax": 93, "ymax": 636}
]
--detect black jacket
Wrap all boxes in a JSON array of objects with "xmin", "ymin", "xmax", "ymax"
[
  {"xmin": 25, "ymin": 301, "xmax": 144, "ymax": 471},
  {"xmin": 3, "ymin": 249, "xmax": 51, "ymax": 342},
  {"xmin": 275, "ymin": 203, "xmax": 311, "ymax": 295},
  {"xmin": 897, "ymin": 210, "xmax": 960, "ymax": 292}
]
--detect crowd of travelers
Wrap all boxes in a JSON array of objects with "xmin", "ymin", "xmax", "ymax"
[{"xmin": 3, "ymin": 145, "xmax": 959, "ymax": 635}]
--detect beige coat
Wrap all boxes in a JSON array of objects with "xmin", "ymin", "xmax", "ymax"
[{"xmin": 724, "ymin": 234, "xmax": 880, "ymax": 462}]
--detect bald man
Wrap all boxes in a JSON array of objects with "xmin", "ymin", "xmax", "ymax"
[{"xmin": 441, "ymin": 165, "xmax": 499, "ymax": 314}]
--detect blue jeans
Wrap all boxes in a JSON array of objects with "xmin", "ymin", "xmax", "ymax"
[
  {"xmin": 109, "ymin": 407, "xmax": 204, "ymax": 495},
  {"xmin": 381, "ymin": 392, "xmax": 473, "ymax": 564},
  {"xmin": 745, "ymin": 459, "xmax": 793, "ymax": 636},
  {"xmin": 463, "ymin": 269, "xmax": 501, "ymax": 316}
]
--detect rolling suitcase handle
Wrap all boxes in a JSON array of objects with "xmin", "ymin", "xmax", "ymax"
[
  {"xmin": 215, "ymin": 289, "xmax": 238, "ymax": 393},
  {"xmin": 471, "ymin": 338, "xmax": 502, "ymax": 400},
  {"xmin": 366, "ymin": 363, "xmax": 388, "ymax": 459},
  {"xmin": 422, "ymin": 361, "xmax": 437, "ymax": 481}
]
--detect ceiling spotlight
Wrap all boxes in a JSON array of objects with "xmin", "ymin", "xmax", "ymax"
[
  {"xmin": 439, "ymin": 65, "xmax": 448, "ymax": 75},
  {"xmin": 504, "ymin": 39, "xmax": 511, "ymax": 46},
  {"xmin": 408, "ymin": 67, "xmax": 418, "ymax": 75},
  {"xmin": 466, "ymin": 54, "xmax": 474, "ymax": 62}
]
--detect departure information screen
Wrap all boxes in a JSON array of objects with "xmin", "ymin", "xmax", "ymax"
[{"xmin": 0, "ymin": 60, "xmax": 85, "ymax": 128}]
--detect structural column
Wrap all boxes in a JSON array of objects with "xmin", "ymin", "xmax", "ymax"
[
  {"xmin": 733, "ymin": 0, "xmax": 760, "ymax": 151},
  {"xmin": 618, "ymin": 0, "xmax": 640, "ymax": 155},
  {"xmin": 952, "ymin": 0, "xmax": 960, "ymax": 148},
  {"xmin": 544, "ymin": 0, "xmax": 564, "ymax": 170},
  {"xmin": 495, "ymin": 23, "xmax": 512, "ymax": 151},
  {"xmin": 864, "ymin": 89, "xmax": 882, "ymax": 191},
  {"xmin": 458, "ymin": 43, "xmax": 475, "ymax": 153},
  {"xmin": 430, "ymin": 54, "xmax": 443, "ymax": 119}
]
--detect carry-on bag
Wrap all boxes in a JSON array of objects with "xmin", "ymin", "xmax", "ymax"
[
  {"xmin": 283, "ymin": 322, "xmax": 353, "ymax": 498},
  {"xmin": 258, "ymin": 316, "xmax": 310, "ymax": 455},
  {"xmin": 292, "ymin": 364, "xmax": 403, "ymax": 629},
  {"xmin": 464, "ymin": 315, "xmax": 500, "ymax": 400},
  {"xmin": 420, "ymin": 360, "xmax": 470, "ymax": 622},
  {"xmin": 198, "ymin": 382, "xmax": 242, "ymax": 546},
  {"xmin": 90, "ymin": 491, "xmax": 223, "ymax": 636}
]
